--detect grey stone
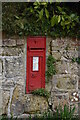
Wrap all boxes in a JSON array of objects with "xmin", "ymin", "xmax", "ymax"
[
  {"xmin": 2, "ymin": 90, "xmax": 10, "ymax": 114},
  {"xmin": 10, "ymin": 86, "xmax": 48, "ymax": 116},
  {"xmin": 52, "ymin": 74, "xmax": 78, "ymax": 90},
  {"xmin": 55, "ymin": 61, "xmax": 69, "ymax": 74},
  {"xmin": 52, "ymin": 51, "xmax": 61, "ymax": 60},
  {"xmin": 11, "ymin": 100, "xmax": 24, "ymax": 116},
  {"xmin": 2, "ymin": 39, "xmax": 16, "ymax": 46},
  {"xmin": 24, "ymin": 95, "xmax": 49, "ymax": 114},
  {"xmin": 2, "ymin": 79, "xmax": 15, "ymax": 89},
  {"xmin": 5, "ymin": 57, "xmax": 24, "ymax": 78},
  {"xmin": 2, "ymin": 47, "xmax": 24, "ymax": 56},
  {"xmin": 16, "ymin": 39, "xmax": 24, "ymax": 45},
  {"xmin": 63, "ymin": 50, "xmax": 78, "ymax": 59}
]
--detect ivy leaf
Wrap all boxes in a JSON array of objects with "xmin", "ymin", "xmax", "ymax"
[
  {"xmin": 61, "ymin": 21, "xmax": 65, "ymax": 29},
  {"xmin": 30, "ymin": 7, "xmax": 34, "ymax": 12},
  {"xmin": 45, "ymin": 8, "xmax": 49, "ymax": 19},
  {"xmin": 20, "ymin": 23, "xmax": 24, "ymax": 29},
  {"xmin": 40, "ymin": 2, "xmax": 47, "ymax": 5},
  {"xmin": 65, "ymin": 21, "xmax": 70, "ymax": 25},
  {"xmin": 57, "ymin": 6, "xmax": 62, "ymax": 12},
  {"xmin": 51, "ymin": 16, "xmax": 55, "ymax": 26},
  {"xmin": 70, "ymin": 13, "xmax": 75, "ymax": 18},
  {"xmin": 67, "ymin": 25, "xmax": 70, "ymax": 29},
  {"xmin": 72, "ymin": 22, "xmax": 75, "ymax": 27},
  {"xmin": 51, "ymin": 15, "xmax": 58, "ymax": 26},
  {"xmin": 19, "ymin": 32, "xmax": 23, "ymax": 36},
  {"xmin": 14, "ymin": 15, "xmax": 19, "ymax": 19},
  {"xmin": 58, "ymin": 15, "xmax": 61, "ymax": 23},
  {"xmin": 62, "ymin": 16, "xmax": 65, "ymax": 21},
  {"xmin": 62, "ymin": 11, "xmax": 66, "ymax": 15},
  {"xmin": 39, "ymin": 9, "xmax": 43, "ymax": 19},
  {"xmin": 33, "ymin": 2, "xmax": 40, "ymax": 6}
]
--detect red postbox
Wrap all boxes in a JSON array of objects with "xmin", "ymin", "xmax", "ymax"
[{"xmin": 26, "ymin": 36, "xmax": 46, "ymax": 93}]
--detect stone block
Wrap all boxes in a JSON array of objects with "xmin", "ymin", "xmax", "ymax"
[
  {"xmin": 63, "ymin": 50, "xmax": 78, "ymax": 59},
  {"xmin": 10, "ymin": 85, "xmax": 48, "ymax": 116},
  {"xmin": 52, "ymin": 51, "xmax": 61, "ymax": 60},
  {"xmin": 56, "ymin": 61, "xmax": 78, "ymax": 75},
  {"xmin": 55, "ymin": 60, "xmax": 80, "ymax": 75},
  {"xmin": 52, "ymin": 38, "xmax": 71, "ymax": 48},
  {"xmin": 2, "ymin": 90, "xmax": 10, "ymax": 114},
  {"xmin": 11, "ymin": 100, "xmax": 24, "ymax": 116},
  {"xmin": 52, "ymin": 38, "xmax": 78, "ymax": 51},
  {"xmin": 5, "ymin": 57, "xmax": 24, "ymax": 78},
  {"xmin": 2, "ymin": 39, "xmax": 16, "ymax": 46},
  {"xmin": 52, "ymin": 46, "xmax": 61, "ymax": 51},
  {"xmin": 52, "ymin": 40, "xmax": 59, "ymax": 47},
  {"xmin": 2, "ymin": 79, "xmax": 15, "ymax": 90},
  {"xmin": 69, "ymin": 62, "xmax": 78, "ymax": 74},
  {"xmin": 56, "ymin": 61, "xmax": 70, "ymax": 74},
  {"xmin": 16, "ymin": 39, "xmax": 24, "ymax": 46},
  {"xmin": 16, "ymin": 77, "xmax": 25, "ymax": 86},
  {"xmin": 52, "ymin": 74, "xmax": 78, "ymax": 90},
  {"xmin": 24, "ymin": 95, "xmax": 48, "ymax": 114},
  {"xmin": 2, "ymin": 47, "xmax": 24, "ymax": 56}
]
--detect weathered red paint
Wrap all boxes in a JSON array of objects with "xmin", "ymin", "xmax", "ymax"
[{"xmin": 26, "ymin": 36, "xmax": 46, "ymax": 93}]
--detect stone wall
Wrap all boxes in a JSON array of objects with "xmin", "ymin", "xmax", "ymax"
[
  {"xmin": 50, "ymin": 38, "xmax": 80, "ymax": 115},
  {"xmin": 1, "ymin": 37, "xmax": 26, "ymax": 116},
  {"xmin": 0, "ymin": 36, "xmax": 80, "ymax": 117}
]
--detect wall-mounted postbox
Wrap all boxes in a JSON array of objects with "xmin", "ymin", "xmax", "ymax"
[{"xmin": 26, "ymin": 37, "xmax": 46, "ymax": 93}]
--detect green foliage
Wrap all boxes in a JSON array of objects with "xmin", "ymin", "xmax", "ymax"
[
  {"xmin": 72, "ymin": 57, "xmax": 80, "ymax": 64},
  {"xmin": 46, "ymin": 55, "xmax": 56, "ymax": 82},
  {"xmin": 31, "ymin": 88, "xmax": 49, "ymax": 99},
  {"xmin": 2, "ymin": 3, "xmax": 80, "ymax": 38},
  {"xmin": 54, "ymin": 104, "xmax": 76, "ymax": 120}
]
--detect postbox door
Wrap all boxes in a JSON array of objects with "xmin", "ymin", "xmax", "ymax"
[
  {"xmin": 26, "ymin": 37, "xmax": 46, "ymax": 93},
  {"xmin": 28, "ymin": 51, "xmax": 45, "ymax": 92},
  {"xmin": 29, "ymin": 56, "xmax": 42, "ymax": 91}
]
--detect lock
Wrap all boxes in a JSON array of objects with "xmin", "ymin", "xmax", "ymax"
[{"xmin": 31, "ymin": 74, "xmax": 36, "ymax": 78}]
